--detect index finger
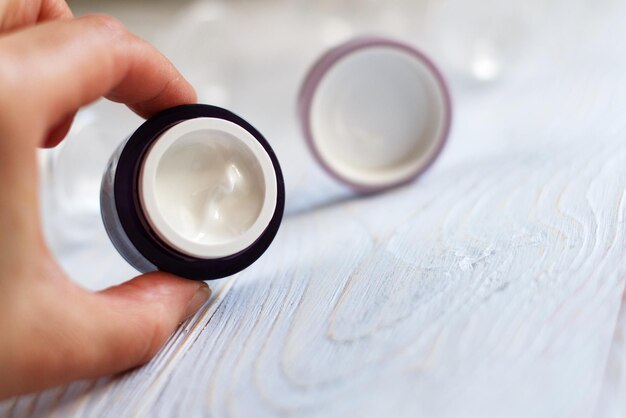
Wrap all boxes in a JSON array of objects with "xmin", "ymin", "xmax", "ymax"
[
  {"xmin": 0, "ymin": 0, "xmax": 72, "ymax": 31},
  {"xmin": 0, "ymin": 14, "xmax": 197, "ymax": 142}
]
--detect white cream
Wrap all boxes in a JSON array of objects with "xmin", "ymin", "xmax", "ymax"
[
  {"xmin": 310, "ymin": 47, "xmax": 447, "ymax": 187},
  {"xmin": 139, "ymin": 118, "xmax": 277, "ymax": 259}
]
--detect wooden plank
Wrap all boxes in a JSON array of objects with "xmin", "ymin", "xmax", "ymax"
[
  {"xmin": 141, "ymin": 140, "xmax": 626, "ymax": 418},
  {"xmin": 3, "ymin": 132, "xmax": 623, "ymax": 417}
]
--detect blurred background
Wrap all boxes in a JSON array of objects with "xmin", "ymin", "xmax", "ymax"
[{"xmin": 45, "ymin": 0, "xmax": 622, "ymax": 290}]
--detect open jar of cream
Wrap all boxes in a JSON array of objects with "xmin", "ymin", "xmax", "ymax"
[{"xmin": 101, "ymin": 104, "xmax": 285, "ymax": 281}]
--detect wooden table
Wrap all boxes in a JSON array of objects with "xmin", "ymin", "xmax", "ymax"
[{"xmin": 1, "ymin": 1, "xmax": 625, "ymax": 417}]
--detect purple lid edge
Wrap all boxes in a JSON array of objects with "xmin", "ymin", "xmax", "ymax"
[{"xmin": 298, "ymin": 36, "xmax": 453, "ymax": 193}]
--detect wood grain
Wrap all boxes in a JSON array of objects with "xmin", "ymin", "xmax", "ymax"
[{"xmin": 2, "ymin": 0, "xmax": 626, "ymax": 417}]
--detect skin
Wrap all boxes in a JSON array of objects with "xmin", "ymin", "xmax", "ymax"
[{"xmin": 0, "ymin": 0, "xmax": 211, "ymax": 399}]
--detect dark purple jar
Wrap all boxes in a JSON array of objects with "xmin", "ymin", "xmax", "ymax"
[{"xmin": 100, "ymin": 104, "xmax": 285, "ymax": 281}]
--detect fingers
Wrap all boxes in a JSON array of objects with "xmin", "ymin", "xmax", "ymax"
[
  {"xmin": 1, "ymin": 272, "xmax": 210, "ymax": 398},
  {"xmin": 84, "ymin": 273, "xmax": 211, "ymax": 377},
  {"xmin": 0, "ymin": 14, "xmax": 196, "ymax": 146},
  {"xmin": 43, "ymin": 112, "xmax": 75, "ymax": 148},
  {"xmin": 0, "ymin": 0, "xmax": 72, "ymax": 31},
  {"xmin": 37, "ymin": 0, "xmax": 72, "ymax": 21}
]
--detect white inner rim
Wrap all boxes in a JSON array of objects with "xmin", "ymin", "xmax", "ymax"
[
  {"xmin": 310, "ymin": 47, "xmax": 447, "ymax": 187},
  {"xmin": 140, "ymin": 117, "xmax": 277, "ymax": 259}
]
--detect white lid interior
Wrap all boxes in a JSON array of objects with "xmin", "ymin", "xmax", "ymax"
[
  {"xmin": 140, "ymin": 117, "xmax": 277, "ymax": 259},
  {"xmin": 309, "ymin": 46, "xmax": 448, "ymax": 189}
]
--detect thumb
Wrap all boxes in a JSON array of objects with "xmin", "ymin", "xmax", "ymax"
[
  {"xmin": 3, "ymin": 272, "xmax": 210, "ymax": 398},
  {"xmin": 87, "ymin": 273, "xmax": 211, "ymax": 375}
]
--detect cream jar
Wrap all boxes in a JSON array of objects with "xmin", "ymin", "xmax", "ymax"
[{"xmin": 101, "ymin": 104, "xmax": 285, "ymax": 281}]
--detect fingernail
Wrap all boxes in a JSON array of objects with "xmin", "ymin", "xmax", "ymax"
[{"xmin": 184, "ymin": 282, "xmax": 211, "ymax": 319}]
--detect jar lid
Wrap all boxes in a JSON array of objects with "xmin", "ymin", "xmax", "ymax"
[{"xmin": 298, "ymin": 37, "xmax": 452, "ymax": 192}]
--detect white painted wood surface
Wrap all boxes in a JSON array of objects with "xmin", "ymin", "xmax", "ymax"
[{"xmin": 2, "ymin": 1, "xmax": 626, "ymax": 417}]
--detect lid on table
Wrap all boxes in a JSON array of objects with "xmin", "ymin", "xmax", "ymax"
[{"xmin": 298, "ymin": 37, "xmax": 452, "ymax": 193}]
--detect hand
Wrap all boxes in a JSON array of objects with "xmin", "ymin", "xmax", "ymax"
[{"xmin": 0, "ymin": 0, "xmax": 210, "ymax": 399}]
